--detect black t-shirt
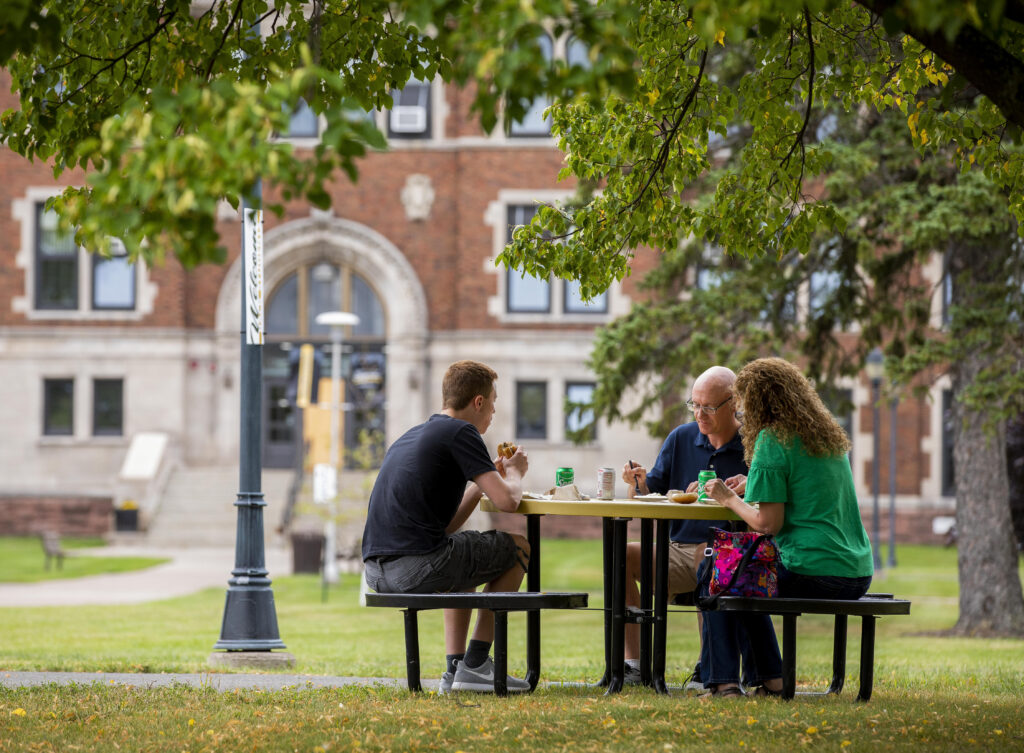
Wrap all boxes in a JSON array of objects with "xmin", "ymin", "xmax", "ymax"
[{"xmin": 361, "ymin": 414, "xmax": 495, "ymax": 559}]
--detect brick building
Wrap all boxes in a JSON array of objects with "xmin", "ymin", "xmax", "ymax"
[{"xmin": 0, "ymin": 65, "xmax": 956, "ymax": 546}]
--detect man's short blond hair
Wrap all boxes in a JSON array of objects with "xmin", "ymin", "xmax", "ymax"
[{"xmin": 442, "ymin": 360, "xmax": 498, "ymax": 410}]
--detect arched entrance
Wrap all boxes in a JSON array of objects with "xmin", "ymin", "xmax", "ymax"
[
  {"xmin": 214, "ymin": 211, "xmax": 430, "ymax": 469},
  {"xmin": 263, "ymin": 260, "xmax": 386, "ymax": 468}
]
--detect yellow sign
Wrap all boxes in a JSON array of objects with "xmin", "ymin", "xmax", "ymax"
[
  {"xmin": 295, "ymin": 344, "xmax": 315, "ymax": 408},
  {"xmin": 303, "ymin": 377, "xmax": 340, "ymax": 468}
]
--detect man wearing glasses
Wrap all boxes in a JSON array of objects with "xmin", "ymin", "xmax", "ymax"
[{"xmin": 620, "ymin": 365, "xmax": 748, "ymax": 688}]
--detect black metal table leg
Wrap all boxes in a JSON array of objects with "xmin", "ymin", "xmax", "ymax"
[
  {"xmin": 781, "ymin": 613, "xmax": 797, "ymax": 699},
  {"xmin": 639, "ymin": 518, "xmax": 653, "ymax": 686},
  {"xmin": 526, "ymin": 514, "xmax": 542, "ymax": 691},
  {"xmin": 828, "ymin": 614, "xmax": 848, "ymax": 694},
  {"xmin": 652, "ymin": 520, "xmax": 671, "ymax": 694},
  {"xmin": 856, "ymin": 615, "xmax": 877, "ymax": 702},
  {"xmin": 606, "ymin": 517, "xmax": 629, "ymax": 694},
  {"xmin": 494, "ymin": 610, "xmax": 509, "ymax": 697},
  {"xmin": 402, "ymin": 608, "xmax": 421, "ymax": 692},
  {"xmin": 597, "ymin": 517, "xmax": 614, "ymax": 687}
]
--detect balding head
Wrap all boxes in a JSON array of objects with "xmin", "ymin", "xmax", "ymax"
[
  {"xmin": 689, "ymin": 366, "xmax": 740, "ymax": 446},
  {"xmin": 693, "ymin": 366, "xmax": 736, "ymax": 394}
]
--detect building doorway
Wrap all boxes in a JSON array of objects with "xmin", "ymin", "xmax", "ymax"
[{"xmin": 262, "ymin": 260, "xmax": 386, "ymax": 469}]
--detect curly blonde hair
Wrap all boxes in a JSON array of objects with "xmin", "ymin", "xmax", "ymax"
[{"xmin": 735, "ymin": 358, "xmax": 851, "ymax": 466}]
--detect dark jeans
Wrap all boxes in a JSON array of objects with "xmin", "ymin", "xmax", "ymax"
[
  {"xmin": 699, "ymin": 563, "xmax": 872, "ymax": 688},
  {"xmin": 777, "ymin": 565, "xmax": 872, "ymax": 600}
]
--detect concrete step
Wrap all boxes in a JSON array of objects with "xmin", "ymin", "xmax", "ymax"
[{"xmin": 144, "ymin": 467, "xmax": 294, "ymax": 548}]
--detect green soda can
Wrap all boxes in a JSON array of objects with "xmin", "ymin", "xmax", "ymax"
[
  {"xmin": 697, "ymin": 470, "xmax": 717, "ymax": 502},
  {"xmin": 555, "ymin": 467, "xmax": 575, "ymax": 487}
]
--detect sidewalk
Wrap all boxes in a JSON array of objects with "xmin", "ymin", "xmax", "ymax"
[
  {"xmin": 0, "ymin": 671, "xmax": 419, "ymax": 692},
  {"xmin": 0, "ymin": 545, "xmax": 292, "ymax": 607}
]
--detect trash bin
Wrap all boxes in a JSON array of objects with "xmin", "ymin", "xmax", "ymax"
[
  {"xmin": 291, "ymin": 531, "xmax": 324, "ymax": 574},
  {"xmin": 114, "ymin": 508, "xmax": 139, "ymax": 531}
]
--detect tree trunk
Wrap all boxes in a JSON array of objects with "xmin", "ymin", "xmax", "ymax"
[
  {"xmin": 1006, "ymin": 414, "xmax": 1024, "ymax": 550},
  {"xmin": 950, "ymin": 355, "xmax": 1024, "ymax": 636}
]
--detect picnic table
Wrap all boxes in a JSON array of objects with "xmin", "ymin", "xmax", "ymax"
[{"xmin": 483, "ymin": 494, "xmax": 739, "ymax": 693}]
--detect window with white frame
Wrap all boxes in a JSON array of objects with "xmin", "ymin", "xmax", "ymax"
[
  {"xmin": 695, "ymin": 243, "xmax": 726, "ymax": 291},
  {"xmin": 506, "ymin": 205, "xmax": 551, "ymax": 312},
  {"xmin": 284, "ymin": 98, "xmax": 319, "ymax": 138},
  {"xmin": 505, "ymin": 204, "xmax": 608, "ymax": 314},
  {"xmin": 566, "ymin": 35, "xmax": 590, "ymax": 68},
  {"xmin": 35, "ymin": 205, "xmax": 78, "ymax": 310},
  {"xmin": 565, "ymin": 381, "xmax": 597, "ymax": 441},
  {"xmin": 564, "ymin": 280, "xmax": 608, "ymax": 314},
  {"xmin": 388, "ymin": 79, "xmax": 432, "ymax": 139},
  {"xmin": 508, "ymin": 34, "xmax": 554, "ymax": 137},
  {"xmin": 43, "ymin": 378, "xmax": 74, "ymax": 436},
  {"xmin": 809, "ymin": 237, "xmax": 843, "ymax": 318},
  {"xmin": 34, "ymin": 204, "xmax": 137, "ymax": 314},
  {"xmin": 516, "ymin": 381, "xmax": 548, "ymax": 439},
  {"xmin": 93, "ymin": 378, "xmax": 124, "ymax": 436},
  {"xmin": 92, "ymin": 239, "xmax": 136, "ymax": 310}
]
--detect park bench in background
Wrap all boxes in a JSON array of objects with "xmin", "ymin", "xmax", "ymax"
[
  {"xmin": 711, "ymin": 593, "xmax": 912, "ymax": 701},
  {"xmin": 39, "ymin": 531, "xmax": 68, "ymax": 571},
  {"xmin": 365, "ymin": 591, "xmax": 588, "ymax": 695}
]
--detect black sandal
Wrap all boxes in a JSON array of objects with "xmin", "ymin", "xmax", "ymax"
[
  {"xmin": 700, "ymin": 685, "xmax": 745, "ymax": 699},
  {"xmin": 753, "ymin": 685, "xmax": 784, "ymax": 698}
]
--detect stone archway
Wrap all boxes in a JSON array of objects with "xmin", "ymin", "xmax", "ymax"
[{"xmin": 213, "ymin": 210, "xmax": 431, "ymax": 461}]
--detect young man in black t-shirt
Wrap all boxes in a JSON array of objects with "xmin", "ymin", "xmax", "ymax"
[{"xmin": 362, "ymin": 360, "xmax": 531, "ymax": 693}]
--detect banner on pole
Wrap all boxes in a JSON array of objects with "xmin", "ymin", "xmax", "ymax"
[{"xmin": 243, "ymin": 208, "xmax": 264, "ymax": 345}]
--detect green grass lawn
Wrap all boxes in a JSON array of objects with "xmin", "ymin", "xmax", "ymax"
[
  {"xmin": 1, "ymin": 540, "xmax": 1022, "ymax": 753},
  {"xmin": 0, "ymin": 536, "xmax": 169, "ymax": 583}
]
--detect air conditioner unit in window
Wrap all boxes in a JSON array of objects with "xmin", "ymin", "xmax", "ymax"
[{"xmin": 390, "ymin": 105, "xmax": 428, "ymax": 134}]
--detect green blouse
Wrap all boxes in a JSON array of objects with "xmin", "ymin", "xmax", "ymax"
[{"xmin": 744, "ymin": 429, "xmax": 874, "ymax": 578}]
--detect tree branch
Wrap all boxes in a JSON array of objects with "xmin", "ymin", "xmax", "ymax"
[
  {"xmin": 623, "ymin": 46, "xmax": 708, "ymax": 213},
  {"xmin": 60, "ymin": 4, "xmax": 177, "ymax": 107},
  {"xmin": 857, "ymin": 0, "xmax": 1024, "ymax": 129},
  {"xmin": 206, "ymin": 0, "xmax": 246, "ymax": 80}
]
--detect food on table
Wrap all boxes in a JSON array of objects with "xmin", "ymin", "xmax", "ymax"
[{"xmin": 667, "ymin": 490, "xmax": 699, "ymax": 504}]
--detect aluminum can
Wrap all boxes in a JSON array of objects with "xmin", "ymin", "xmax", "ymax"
[
  {"xmin": 555, "ymin": 467, "xmax": 575, "ymax": 487},
  {"xmin": 697, "ymin": 470, "xmax": 717, "ymax": 502},
  {"xmin": 597, "ymin": 467, "xmax": 615, "ymax": 500}
]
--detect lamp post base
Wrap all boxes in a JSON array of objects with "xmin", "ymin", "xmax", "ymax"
[
  {"xmin": 214, "ymin": 585, "xmax": 287, "ymax": 650},
  {"xmin": 208, "ymin": 651, "xmax": 296, "ymax": 670}
]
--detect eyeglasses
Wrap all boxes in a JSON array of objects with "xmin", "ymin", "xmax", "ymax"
[{"xmin": 686, "ymin": 395, "xmax": 733, "ymax": 416}]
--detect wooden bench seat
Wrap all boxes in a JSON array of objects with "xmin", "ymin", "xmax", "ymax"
[
  {"xmin": 365, "ymin": 591, "xmax": 588, "ymax": 695},
  {"xmin": 711, "ymin": 593, "xmax": 912, "ymax": 700}
]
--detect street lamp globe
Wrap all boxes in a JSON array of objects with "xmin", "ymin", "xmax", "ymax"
[
  {"xmin": 865, "ymin": 347, "xmax": 885, "ymax": 386},
  {"xmin": 315, "ymin": 311, "xmax": 360, "ymax": 329}
]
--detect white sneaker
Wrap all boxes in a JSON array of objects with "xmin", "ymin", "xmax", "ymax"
[
  {"xmin": 685, "ymin": 663, "xmax": 705, "ymax": 692},
  {"xmin": 438, "ymin": 667, "xmax": 455, "ymax": 695},
  {"xmin": 451, "ymin": 656, "xmax": 531, "ymax": 693}
]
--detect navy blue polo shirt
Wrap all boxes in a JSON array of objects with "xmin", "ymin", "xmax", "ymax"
[{"xmin": 644, "ymin": 422, "xmax": 748, "ymax": 544}]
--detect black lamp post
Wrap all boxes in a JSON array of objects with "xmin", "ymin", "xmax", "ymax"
[
  {"xmin": 210, "ymin": 191, "xmax": 291, "ymax": 666},
  {"xmin": 888, "ymin": 390, "xmax": 898, "ymax": 568},
  {"xmin": 866, "ymin": 347, "xmax": 885, "ymax": 571}
]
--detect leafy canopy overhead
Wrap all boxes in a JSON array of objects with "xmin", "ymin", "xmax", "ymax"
[
  {"xmin": 3, "ymin": 1, "xmax": 1023, "ymax": 272},
  {"xmin": 0, "ymin": 0, "xmax": 637, "ymax": 265},
  {"xmin": 502, "ymin": 0, "xmax": 1024, "ymax": 301}
]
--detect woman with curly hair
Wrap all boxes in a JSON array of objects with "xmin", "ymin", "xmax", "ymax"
[{"xmin": 698, "ymin": 357, "xmax": 874, "ymax": 698}]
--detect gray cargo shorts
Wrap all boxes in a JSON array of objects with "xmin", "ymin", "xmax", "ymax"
[{"xmin": 364, "ymin": 530, "xmax": 523, "ymax": 594}]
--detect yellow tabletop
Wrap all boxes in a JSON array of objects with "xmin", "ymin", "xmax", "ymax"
[{"xmin": 482, "ymin": 496, "xmax": 740, "ymax": 520}]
